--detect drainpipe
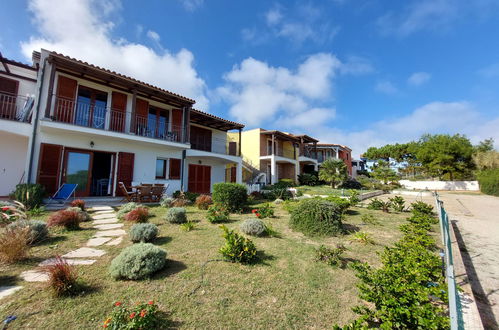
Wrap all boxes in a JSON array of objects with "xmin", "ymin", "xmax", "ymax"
[
  {"xmin": 26, "ymin": 57, "xmax": 48, "ymax": 183},
  {"xmin": 180, "ymin": 149, "xmax": 186, "ymax": 192}
]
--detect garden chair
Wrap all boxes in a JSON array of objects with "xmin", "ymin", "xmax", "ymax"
[
  {"xmin": 119, "ymin": 182, "xmax": 137, "ymax": 202},
  {"xmin": 137, "ymin": 185, "xmax": 153, "ymax": 203},
  {"xmin": 48, "ymin": 183, "xmax": 78, "ymax": 204},
  {"xmin": 151, "ymin": 184, "xmax": 168, "ymax": 202}
]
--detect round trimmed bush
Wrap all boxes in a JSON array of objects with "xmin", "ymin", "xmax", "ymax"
[
  {"xmin": 290, "ymin": 199, "xmax": 344, "ymax": 236},
  {"xmin": 240, "ymin": 218, "xmax": 266, "ymax": 236},
  {"xmin": 165, "ymin": 207, "xmax": 187, "ymax": 224},
  {"xmin": 129, "ymin": 223, "xmax": 158, "ymax": 242},
  {"xmin": 109, "ymin": 243, "xmax": 167, "ymax": 280},
  {"xmin": 212, "ymin": 183, "xmax": 248, "ymax": 212},
  {"xmin": 160, "ymin": 197, "xmax": 174, "ymax": 208},
  {"xmin": 7, "ymin": 219, "xmax": 48, "ymax": 244}
]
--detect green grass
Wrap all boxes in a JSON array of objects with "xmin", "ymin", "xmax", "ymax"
[
  {"xmin": 1, "ymin": 203, "xmax": 412, "ymax": 329},
  {"xmin": 297, "ymin": 185, "xmax": 374, "ymax": 197}
]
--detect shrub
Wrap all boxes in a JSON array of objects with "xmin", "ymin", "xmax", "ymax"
[
  {"xmin": 264, "ymin": 222, "xmax": 280, "ymax": 238},
  {"xmin": 129, "ymin": 223, "xmax": 158, "ymax": 242},
  {"xmin": 315, "ymin": 244, "xmax": 347, "ymax": 267},
  {"xmin": 173, "ymin": 191, "xmax": 200, "ymax": 203},
  {"xmin": 42, "ymin": 256, "xmax": 80, "ymax": 296},
  {"xmin": 298, "ymin": 172, "xmax": 319, "ymax": 186},
  {"xmin": 264, "ymin": 186, "xmax": 293, "ymax": 200},
  {"xmin": 350, "ymin": 231, "xmax": 375, "ymax": 244},
  {"xmin": 240, "ymin": 218, "xmax": 266, "ymax": 236},
  {"xmin": 340, "ymin": 178, "xmax": 363, "ymax": 190},
  {"xmin": 11, "ymin": 183, "xmax": 45, "ymax": 210},
  {"xmin": 219, "ymin": 225, "xmax": 257, "ymax": 263},
  {"xmin": 410, "ymin": 201, "xmax": 434, "ymax": 216},
  {"xmin": 171, "ymin": 198, "xmax": 190, "ymax": 207},
  {"xmin": 348, "ymin": 190, "xmax": 360, "ymax": 206},
  {"xmin": 361, "ymin": 214, "xmax": 380, "ymax": 226},
  {"xmin": 160, "ymin": 197, "xmax": 174, "ymax": 208},
  {"xmin": 206, "ymin": 204, "xmax": 230, "ymax": 223},
  {"xmin": 7, "ymin": 219, "xmax": 48, "ymax": 244},
  {"xmin": 389, "ymin": 196, "xmax": 406, "ymax": 212},
  {"xmin": 367, "ymin": 198, "xmax": 383, "ymax": 210},
  {"xmin": 66, "ymin": 207, "xmax": 92, "ymax": 222},
  {"xmin": 251, "ymin": 203, "xmax": 274, "ymax": 219},
  {"xmin": 47, "ymin": 209, "xmax": 80, "ymax": 230},
  {"xmin": 165, "ymin": 207, "xmax": 187, "ymax": 224},
  {"xmin": 248, "ymin": 191, "xmax": 263, "ymax": 200},
  {"xmin": 70, "ymin": 199, "xmax": 86, "ymax": 211},
  {"xmin": 195, "ymin": 194, "xmax": 213, "ymax": 210},
  {"xmin": 477, "ymin": 169, "xmax": 499, "ymax": 196},
  {"xmin": 274, "ymin": 179, "xmax": 295, "ymax": 188},
  {"xmin": 27, "ymin": 205, "xmax": 45, "ymax": 217},
  {"xmin": 326, "ymin": 196, "xmax": 352, "ymax": 214},
  {"xmin": 103, "ymin": 301, "xmax": 162, "ymax": 329},
  {"xmin": 117, "ymin": 202, "xmax": 141, "ymax": 219},
  {"xmin": 212, "ymin": 183, "xmax": 248, "ymax": 212},
  {"xmin": 289, "ymin": 199, "xmax": 344, "ymax": 236},
  {"xmin": 273, "ymin": 198, "xmax": 284, "ymax": 205},
  {"xmin": 180, "ymin": 221, "xmax": 196, "ymax": 232},
  {"xmin": 109, "ymin": 243, "xmax": 167, "ymax": 280},
  {"xmin": 0, "ymin": 226, "xmax": 31, "ymax": 263},
  {"xmin": 124, "ymin": 207, "xmax": 149, "ymax": 223}
]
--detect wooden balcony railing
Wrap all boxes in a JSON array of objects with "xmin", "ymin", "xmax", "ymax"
[
  {"xmin": 0, "ymin": 93, "xmax": 34, "ymax": 123},
  {"xmin": 190, "ymin": 135, "xmax": 239, "ymax": 156}
]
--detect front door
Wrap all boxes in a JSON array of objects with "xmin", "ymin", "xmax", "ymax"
[
  {"xmin": 188, "ymin": 164, "xmax": 211, "ymax": 194},
  {"xmin": 63, "ymin": 150, "xmax": 93, "ymax": 197}
]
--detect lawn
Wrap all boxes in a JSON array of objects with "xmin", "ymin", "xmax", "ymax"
[
  {"xmin": 297, "ymin": 185, "xmax": 374, "ymax": 197},
  {"xmin": 1, "ymin": 201, "xmax": 413, "ymax": 329}
]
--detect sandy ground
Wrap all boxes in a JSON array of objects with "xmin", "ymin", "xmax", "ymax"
[{"xmin": 372, "ymin": 192, "xmax": 499, "ymax": 329}]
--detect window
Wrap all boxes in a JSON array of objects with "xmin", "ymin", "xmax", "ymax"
[
  {"xmin": 169, "ymin": 158, "xmax": 181, "ymax": 179},
  {"xmin": 155, "ymin": 158, "xmax": 167, "ymax": 179},
  {"xmin": 75, "ymin": 86, "xmax": 108, "ymax": 128},
  {"xmin": 147, "ymin": 106, "xmax": 169, "ymax": 139}
]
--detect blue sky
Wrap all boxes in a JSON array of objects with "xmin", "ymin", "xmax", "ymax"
[{"xmin": 1, "ymin": 0, "xmax": 499, "ymax": 156}]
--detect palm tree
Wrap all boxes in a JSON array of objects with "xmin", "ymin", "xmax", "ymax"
[{"xmin": 319, "ymin": 159, "xmax": 348, "ymax": 188}]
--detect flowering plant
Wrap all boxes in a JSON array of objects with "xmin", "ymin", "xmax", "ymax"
[
  {"xmin": 103, "ymin": 301, "xmax": 160, "ymax": 329},
  {"xmin": 0, "ymin": 201, "xmax": 28, "ymax": 226},
  {"xmin": 206, "ymin": 204, "xmax": 229, "ymax": 223},
  {"xmin": 251, "ymin": 203, "xmax": 274, "ymax": 219}
]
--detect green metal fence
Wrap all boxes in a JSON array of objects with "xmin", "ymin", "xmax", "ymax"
[{"xmin": 434, "ymin": 192, "xmax": 464, "ymax": 330}]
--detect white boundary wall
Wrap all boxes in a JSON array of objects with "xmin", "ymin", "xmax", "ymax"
[{"xmin": 400, "ymin": 180, "xmax": 479, "ymax": 191}]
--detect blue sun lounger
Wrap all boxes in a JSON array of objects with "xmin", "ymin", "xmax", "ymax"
[{"xmin": 48, "ymin": 183, "xmax": 78, "ymax": 204}]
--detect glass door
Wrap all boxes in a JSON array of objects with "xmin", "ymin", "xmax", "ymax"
[{"xmin": 64, "ymin": 150, "xmax": 93, "ymax": 196}]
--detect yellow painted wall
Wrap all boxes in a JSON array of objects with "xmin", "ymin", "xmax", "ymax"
[
  {"xmin": 282, "ymin": 141, "xmax": 297, "ymax": 160},
  {"xmin": 229, "ymin": 128, "xmax": 262, "ymax": 170}
]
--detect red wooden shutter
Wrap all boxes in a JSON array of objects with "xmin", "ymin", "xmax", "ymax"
[
  {"xmin": 37, "ymin": 143, "xmax": 63, "ymax": 195},
  {"xmin": 116, "ymin": 152, "xmax": 134, "ymax": 195},
  {"xmin": 228, "ymin": 142, "xmax": 237, "ymax": 156},
  {"xmin": 55, "ymin": 76, "xmax": 77, "ymax": 123},
  {"xmin": 169, "ymin": 158, "xmax": 181, "ymax": 179},
  {"xmin": 0, "ymin": 76, "xmax": 18, "ymax": 95},
  {"xmin": 172, "ymin": 109, "xmax": 183, "ymax": 142},
  {"xmin": 230, "ymin": 166, "xmax": 236, "ymax": 183},
  {"xmin": 0, "ymin": 77, "xmax": 19, "ymax": 119},
  {"xmin": 134, "ymin": 98, "xmax": 149, "ymax": 134},
  {"xmin": 203, "ymin": 166, "xmax": 211, "ymax": 193},
  {"xmin": 110, "ymin": 91, "xmax": 127, "ymax": 132}
]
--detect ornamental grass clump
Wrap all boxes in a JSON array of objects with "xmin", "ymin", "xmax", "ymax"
[
  {"xmin": 129, "ymin": 223, "xmax": 158, "ymax": 243},
  {"xmin": 165, "ymin": 207, "xmax": 187, "ymax": 224},
  {"xmin": 239, "ymin": 218, "xmax": 266, "ymax": 237},
  {"xmin": 219, "ymin": 225, "xmax": 257, "ymax": 264},
  {"xmin": 103, "ymin": 301, "xmax": 161, "ymax": 329},
  {"xmin": 124, "ymin": 207, "xmax": 149, "ymax": 223},
  {"xmin": 66, "ymin": 207, "xmax": 92, "ymax": 222},
  {"xmin": 289, "ymin": 199, "xmax": 344, "ymax": 237},
  {"xmin": 7, "ymin": 219, "xmax": 48, "ymax": 244},
  {"xmin": 43, "ymin": 256, "xmax": 81, "ymax": 297},
  {"xmin": 109, "ymin": 243, "xmax": 167, "ymax": 280},
  {"xmin": 117, "ymin": 202, "xmax": 141, "ymax": 219},
  {"xmin": 0, "ymin": 226, "xmax": 31, "ymax": 264},
  {"xmin": 70, "ymin": 199, "xmax": 86, "ymax": 211},
  {"xmin": 195, "ymin": 194, "xmax": 213, "ymax": 210},
  {"xmin": 47, "ymin": 209, "xmax": 81, "ymax": 230}
]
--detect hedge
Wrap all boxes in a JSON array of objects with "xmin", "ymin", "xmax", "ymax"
[{"xmin": 477, "ymin": 169, "xmax": 499, "ymax": 196}]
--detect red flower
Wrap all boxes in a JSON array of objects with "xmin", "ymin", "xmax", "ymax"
[
  {"xmin": 103, "ymin": 325, "xmax": 108, "ymax": 328},
  {"xmin": 114, "ymin": 302, "xmax": 122, "ymax": 307},
  {"xmin": 255, "ymin": 213, "xmax": 261, "ymax": 218},
  {"xmin": 140, "ymin": 309, "xmax": 147, "ymax": 317},
  {"xmin": 148, "ymin": 300, "xmax": 154, "ymax": 305},
  {"xmin": 1, "ymin": 206, "xmax": 10, "ymax": 211},
  {"xmin": 129, "ymin": 312, "xmax": 136, "ymax": 319},
  {"xmin": 252, "ymin": 209, "xmax": 257, "ymax": 213}
]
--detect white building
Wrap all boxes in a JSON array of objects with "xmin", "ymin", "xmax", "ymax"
[{"xmin": 0, "ymin": 50, "xmax": 243, "ymax": 198}]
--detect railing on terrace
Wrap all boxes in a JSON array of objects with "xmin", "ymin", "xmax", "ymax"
[
  {"xmin": 263, "ymin": 147, "xmax": 295, "ymax": 159},
  {"xmin": 300, "ymin": 148, "xmax": 317, "ymax": 159},
  {"xmin": 0, "ymin": 92, "xmax": 34, "ymax": 123},
  {"xmin": 190, "ymin": 135, "xmax": 239, "ymax": 156},
  {"xmin": 435, "ymin": 193, "xmax": 463, "ymax": 330},
  {"xmin": 52, "ymin": 96, "xmax": 187, "ymax": 143}
]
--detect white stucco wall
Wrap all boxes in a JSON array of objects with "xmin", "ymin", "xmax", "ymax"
[
  {"xmin": 0, "ymin": 132, "xmax": 29, "ymax": 196},
  {"xmin": 399, "ymin": 180, "xmax": 480, "ymax": 191}
]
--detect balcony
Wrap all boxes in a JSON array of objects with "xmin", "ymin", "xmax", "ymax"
[
  {"xmin": 300, "ymin": 148, "xmax": 317, "ymax": 159},
  {"xmin": 0, "ymin": 93, "xmax": 34, "ymax": 123},
  {"xmin": 51, "ymin": 96, "xmax": 187, "ymax": 144},
  {"xmin": 262, "ymin": 147, "xmax": 296, "ymax": 160},
  {"xmin": 190, "ymin": 135, "xmax": 239, "ymax": 156}
]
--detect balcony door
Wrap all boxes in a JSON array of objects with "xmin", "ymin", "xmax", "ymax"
[
  {"xmin": 75, "ymin": 86, "xmax": 108, "ymax": 129},
  {"xmin": 63, "ymin": 150, "xmax": 93, "ymax": 197},
  {"xmin": 190, "ymin": 126, "xmax": 212, "ymax": 152}
]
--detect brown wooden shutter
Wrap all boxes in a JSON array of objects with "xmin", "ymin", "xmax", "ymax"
[
  {"xmin": 228, "ymin": 142, "xmax": 237, "ymax": 156},
  {"xmin": 37, "ymin": 143, "xmax": 63, "ymax": 195},
  {"xmin": 0, "ymin": 77, "xmax": 19, "ymax": 119},
  {"xmin": 230, "ymin": 166, "xmax": 237, "ymax": 183},
  {"xmin": 172, "ymin": 109, "xmax": 183, "ymax": 142},
  {"xmin": 110, "ymin": 91, "xmax": 127, "ymax": 132},
  {"xmin": 169, "ymin": 158, "xmax": 181, "ymax": 180},
  {"xmin": 116, "ymin": 152, "xmax": 134, "ymax": 195},
  {"xmin": 203, "ymin": 166, "xmax": 211, "ymax": 193},
  {"xmin": 55, "ymin": 75, "xmax": 77, "ymax": 123},
  {"xmin": 0, "ymin": 76, "xmax": 19, "ymax": 95},
  {"xmin": 134, "ymin": 98, "xmax": 149, "ymax": 134}
]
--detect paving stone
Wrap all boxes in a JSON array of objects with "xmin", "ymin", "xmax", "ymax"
[
  {"xmin": 95, "ymin": 229, "xmax": 126, "ymax": 237},
  {"xmin": 86, "ymin": 237, "xmax": 113, "ymax": 247},
  {"xmin": 93, "ymin": 223, "xmax": 123, "ymax": 230},
  {"xmin": 92, "ymin": 218, "xmax": 119, "ymax": 225},
  {"xmin": 39, "ymin": 258, "xmax": 97, "ymax": 266},
  {"xmin": 106, "ymin": 236, "xmax": 123, "ymax": 246},
  {"xmin": 91, "ymin": 206, "xmax": 114, "ymax": 211},
  {"xmin": 92, "ymin": 213, "xmax": 117, "ymax": 220},
  {"xmin": 63, "ymin": 247, "xmax": 106, "ymax": 258},
  {"xmin": 20, "ymin": 270, "xmax": 49, "ymax": 282},
  {"xmin": 0, "ymin": 286, "xmax": 23, "ymax": 299}
]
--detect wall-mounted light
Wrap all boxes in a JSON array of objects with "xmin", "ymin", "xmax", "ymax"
[
  {"xmin": 90, "ymin": 141, "xmax": 95, "ymax": 148},
  {"xmin": 198, "ymin": 160, "xmax": 202, "ymax": 165}
]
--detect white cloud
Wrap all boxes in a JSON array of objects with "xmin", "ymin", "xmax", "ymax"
[
  {"xmin": 217, "ymin": 53, "xmax": 341, "ymax": 126},
  {"xmin": 146, "ymin": 30, "xmax": 160, "ymax": 42},
  {"xmin": 178, "ymin": 0, "xmax": 204, "ymax": 12},
  {"xmin": 279, "ymin": 107, "xmax": 336, "ymax": 129},
  {"xmin": 22, "ymin": 0, "xmax": 209, "ymax": 108},
  {"xmin": 265, "ymin": 7, "xmax": 283, "ymax": 26},
  {"xmin": 315, "ymin": 101, "xmax": 499, "ymax": 158},
  {"xmin": 375, "ymin": 80, "xmax": 398, "ymax": 94},
  {"xmin": 340, "ymin": 56, "xmax": 375, "ymax": 75},
  {"xmin": 407, "ymin": 72, "xmax": 431, "ymax": 86}
]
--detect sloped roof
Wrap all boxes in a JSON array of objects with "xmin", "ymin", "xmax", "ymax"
[
  {"xmin": 316, "ymin": 143, "xmax": 352, "ymax": 151},
  {"xmin": 190, "ymin": 108, "xmax": 244, "ymax": 131}
]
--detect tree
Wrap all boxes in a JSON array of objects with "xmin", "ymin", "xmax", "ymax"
[
  {"xmin": 473, "ymin": 151, "xmax": 499, "ymax": 170},
  {"xmin": 319, "ymin": 159, "xmax": 348, "ymax": 188},
  {"xmin": 474, "ymin": 138, "xmax": 495, "ymax": 153},
  {"xmin": 371, "ymin": 160, "xmax": 399, "ymax": 184}
]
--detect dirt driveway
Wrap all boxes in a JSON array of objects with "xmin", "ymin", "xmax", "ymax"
[{"xmin": 374, "ymin": 192, "xmax": 499, "ymax": 328}]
